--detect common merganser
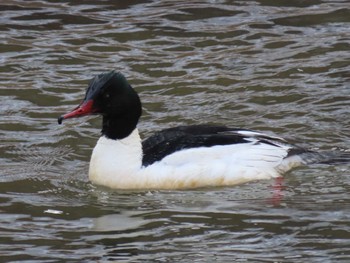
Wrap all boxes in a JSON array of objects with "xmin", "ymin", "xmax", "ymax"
[{"xmin": 58, "ymin": 71, "xmax": 348, "ymax": 189}]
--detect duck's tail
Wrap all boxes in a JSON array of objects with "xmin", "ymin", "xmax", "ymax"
[
  {"xmin": 278, "ymin": 148, "xmax": 350, "ymax": 173},
  {"xmin": 299, "ymin": 150, "xmax": 350, "ymax": 165}
]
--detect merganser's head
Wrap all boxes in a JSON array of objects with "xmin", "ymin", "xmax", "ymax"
[{"xmin": 58, "ymin": 71, "xmax": 142, "ymax": 139}]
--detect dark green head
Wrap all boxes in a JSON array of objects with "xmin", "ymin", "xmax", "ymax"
[{"xmin": 58, "ymin": 71, "xmax": 142, "ymax": 139}]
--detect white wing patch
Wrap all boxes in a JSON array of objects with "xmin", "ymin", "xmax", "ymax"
[
  {"xmin": 234, "ymin": 130, "xmax": 288, "ymax": 143},
  {"xmin": 159, "ymin": 139, "xmax": 289, "ymax": 167}
]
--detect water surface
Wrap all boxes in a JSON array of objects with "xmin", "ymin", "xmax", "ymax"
[{"xmin": 0, "ymin": 0, "xmax": 350, "ymax": 261}]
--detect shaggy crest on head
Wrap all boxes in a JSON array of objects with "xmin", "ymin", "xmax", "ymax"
[{"xmin": 58, "ymin": 71, "xmax": 350, "ymax": 190}]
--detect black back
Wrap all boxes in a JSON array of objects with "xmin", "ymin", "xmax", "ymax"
[{"xmin": 142, "ymin": 125, "xmax": 256, "ymax": 166}]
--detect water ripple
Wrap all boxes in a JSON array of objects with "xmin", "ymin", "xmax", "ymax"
[{"xmin": 0, "ymin": 0, "xmax": 349, "ymax": 261}]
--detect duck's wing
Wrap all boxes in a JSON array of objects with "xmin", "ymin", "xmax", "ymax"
[{"xmin": 141, "ymin": 125, "xmax": 299, "ymax": 166}]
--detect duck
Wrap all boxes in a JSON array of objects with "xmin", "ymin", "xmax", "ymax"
[{"xmin": 58, "ymin": 71, "xmax": 348, "ymax": 190}]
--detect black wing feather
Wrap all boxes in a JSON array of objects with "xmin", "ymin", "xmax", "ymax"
[
  {"xmin": 142, "ymin": 125, "xmax": 267, "ymax": 166},
  {"xmin": 141, "ymin": 125, "xmax": 350, "ymax": 168}
]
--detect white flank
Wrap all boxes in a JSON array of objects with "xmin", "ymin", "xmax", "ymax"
[{"xmin": 89, "ymin": 129, "xmax": 303, "ymax": 190}]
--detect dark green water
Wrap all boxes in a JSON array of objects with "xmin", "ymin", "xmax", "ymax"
[{"xmin": 0, "ymin": 0, "xmax": 349, "ymax": 262}]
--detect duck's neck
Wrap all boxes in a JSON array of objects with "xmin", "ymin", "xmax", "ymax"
[
  {"xmin": 89, "ymin": 128, "xmax": 143, "ymax": 185},
  {"xmin": 101, "ymin": 115, "xmax": 139, "ymax": 140}
]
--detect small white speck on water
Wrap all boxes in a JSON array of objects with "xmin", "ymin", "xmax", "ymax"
[{"xmin": 44, "ymin": 209, "xmax": 63, "ymax": 215}]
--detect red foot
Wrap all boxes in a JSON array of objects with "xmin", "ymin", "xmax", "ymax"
[{"xmin": 269, "ymin": 176, "xmax": 284, "ymax": 206}]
